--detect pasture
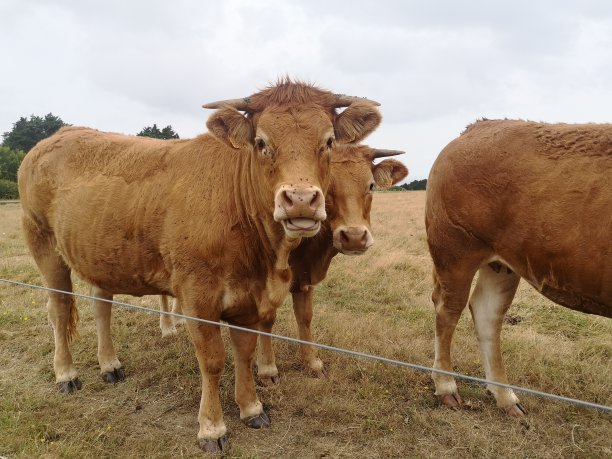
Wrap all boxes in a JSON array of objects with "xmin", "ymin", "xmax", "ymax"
[{"xmin": 0, "ymin": 193, "xmax": 610, "ymax": 458}]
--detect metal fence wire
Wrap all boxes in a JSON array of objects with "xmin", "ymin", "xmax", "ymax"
[{"xmin": 1, "ymin": 278, "xmax": 611, "ymax": 414}]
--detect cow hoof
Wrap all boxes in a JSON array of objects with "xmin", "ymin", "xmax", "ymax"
[
  {"xmin": 310, "ymin": 368, "xmax": 328, "ymax": 380},
  {"xmin": 161, "ymin": 326, "xmax": 178, "ymax": 338},
  {"xmin": 506, "ymin": 403, "xmax": 528, "ymax": 417},
  {"xmin": 258, "ymin": 375, "xmax": 280, "ymax": 387},
  {"xmin": 437, "ymin": 393, "xmax": 463, "ymax": 408},
  {"xmin": 58, "ymin": 377, "xmax": 82, "ymax": 394},
  {"xmin": 198, "ymin": 434, "xmax": 229, "ymax": 453},
  {"xmin": 244, "ymin": 411, "xmax": 271, "ymax": 429},
  {"xmin": 101, "ymin": 368, "xmax": 126, "ymax": 384}
]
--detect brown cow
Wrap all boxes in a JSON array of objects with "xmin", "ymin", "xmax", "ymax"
[
  {"xmin": 159, "ymin": 145, "xmax": 409, "ymax": 384},
  {"xmin": 18, "ymin": 80, "xmax": 382, "ymax": 452},
  {"xmin": 425, "ymin": 119, "xmax": 611, "ymax": 416}
]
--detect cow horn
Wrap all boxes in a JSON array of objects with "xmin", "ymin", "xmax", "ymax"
[
  {"xmin": 202, "ymin": 97, "xmax": 251, "ymax": 110},
  {"xmin": 372, "ymin": 149, "xmax": 405, "ymax": 159},
  {"xmin": 333, "ymin": 94, "xmax": 381, "ymax": 107}
]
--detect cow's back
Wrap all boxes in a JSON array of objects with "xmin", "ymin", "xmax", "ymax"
[
  {"xmin": 18, "ymin": 127, "xmax": 224, "ymax": 295},
  {"xmin": 426, "ymin": 120, "xmax": 612, "ymax": 315}
]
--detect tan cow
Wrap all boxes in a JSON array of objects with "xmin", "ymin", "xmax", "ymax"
[
  {"xmin": 18, "ymin": 80, "xmax": 382, "ymax": 452},
  {"xmin": 159, "ymin": 145, "xmax": 409, "ymax": 384},
  {"xmin": 425, "ymin": 119, "xmax": 611, "ymax": 417}
]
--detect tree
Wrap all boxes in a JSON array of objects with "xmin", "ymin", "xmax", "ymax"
[
  {"xmin": 0, "ymin": 146, "xmax": 26, "ymax": 182},
  {"xmin": 160, "ymin": 125, "xmax": 179, "ymax": 139},
  {"xmin": 2, "ymin": 113, "xmax": 67, "ymax": 152},
  {"xmin": 0, "ymin": 179, "xmax": 19, "ymax": 199},
  {"xmin": 401, "ymin": 179, "xmax": 427, "ymax": 191},
  {"xmin": 136, "ymin": 124, "xmax": 179, "ymax": 139}
]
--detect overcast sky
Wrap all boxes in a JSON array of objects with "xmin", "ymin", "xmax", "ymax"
[{"xmin": 1, "ymin": 1, "xmax": 611, "ymax": 180}]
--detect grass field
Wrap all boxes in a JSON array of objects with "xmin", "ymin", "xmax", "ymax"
[{"xmin": 0, "ymin": 192, "xmax": 610, "ymax": 458}]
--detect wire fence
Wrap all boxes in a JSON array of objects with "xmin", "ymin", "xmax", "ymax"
[{"xmin": 1, "ymin": 277, "xmax": 611, "ymax": 414}]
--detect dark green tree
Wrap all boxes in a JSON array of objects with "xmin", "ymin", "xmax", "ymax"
[
  {"xmin": 160, "ymin": 125, "xmax": 179, "ymax": 139},
  {"xmin": 0, "ymin": 179, "xmax": 19, "ymax": 199},
  {"xmin": 0, "ymin": 146, "xmax": 26, "ymax": 182},
  {"xmin": 401, "ymin": 179, "xmax": 427, "ymax": 191},
  {"xmin": 137, "ymin": 124, "xmax": 179, "ymax": 139},
  {"xmin": 2, "ymin": 113, "xmax": 67, "ymax": 152}
]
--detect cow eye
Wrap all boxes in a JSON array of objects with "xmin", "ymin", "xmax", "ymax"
[
  {"xmin": 255, "ymin": 137, "xmax": 270, "ymax": 156},
  {"xmin": 369, "ymin": 182, "xmax": 375, "ymax": 192},
  {"xmin": 326, "ymin": 136, "xmax": 335, "ymax": 149}
]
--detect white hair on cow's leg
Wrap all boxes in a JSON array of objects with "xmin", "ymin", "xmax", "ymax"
[{"xmin": 469, "ymin": 263, "xmax": 521, "ymax": 410}]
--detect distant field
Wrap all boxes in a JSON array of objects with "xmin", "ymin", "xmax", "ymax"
[{"xmin": 0, "ymin": 193, "xmax": 610, "ymax": 458}]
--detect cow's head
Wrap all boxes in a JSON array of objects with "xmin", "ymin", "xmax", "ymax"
[
  {"xmin": 203, "ymin": 80, "xmax": 382, "ymax": 239},
  {"xmin": 326, "ymin": 145, "xmax": 408, "ymax": 254}
]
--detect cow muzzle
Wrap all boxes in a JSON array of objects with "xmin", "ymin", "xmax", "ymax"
[
  {"xmin": 332, "ymin": 226, "xmax": 374, "ymax": 255},
  {"xmin": 274, "ymin": 185, "xmax": 326, "ymax": 238}
]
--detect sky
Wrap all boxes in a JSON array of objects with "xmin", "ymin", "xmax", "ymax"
[{"xmin": 1, "ymin": 0, "xmax": 611, "ymax": 180}]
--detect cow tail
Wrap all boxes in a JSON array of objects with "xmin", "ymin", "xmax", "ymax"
[{"xmin": 66, "ymin": 295, "xmax": 80, "ymax": 343}]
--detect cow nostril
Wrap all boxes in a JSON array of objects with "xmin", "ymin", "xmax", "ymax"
[
  {"xmin": 340, "ymin": 230, "xmax": 350, "ymax": 244},
  {"xmin": 282, "ymin": 190, "xmax": 294, "ymax": 208},
  {"xmin": 310, "ymin": 190, "xmax": 322, "ymax": 209}
]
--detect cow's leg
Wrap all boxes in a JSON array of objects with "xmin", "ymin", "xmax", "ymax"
[
  {"xmin": 21, "ymin": 215, "xmax": 81, "ymax": 393},
  {"xmin": 46, "ymin": 272, "xmax": 81, "ymax": 393},
  {"xmin": 293, "ymin": 288, "xmax": 326, "ymax": 378},
  {"xmin": 159, "ymin": 295, "xmax": 178, "ymax": 337},
  {"xmin": 182, "ymin": 305, "xmax": 228, "ymax": 453},
  {"xmin": 431, "ymin": 266, "xmax": 477, "ymax": 407},
  {"xmin": 469, "ymin": 265, "xmax": 525, "ymax": 416},
  {"xmin": 256, "ymin": 314, "xmax": 279, "ymax": 386},
  {"xmin": 231, "ymin": 327, "xmax": 271, "ymax": 428},
  {"xmin": 171, "ymin": 297, "xmax": 186, "ymax": 328},
  {"xmin": 92, "ymin": 287, "xmax": 125, "ymax": 383},
  {"xmin": 46, "ymin": 268, "xmax": 80, "ymax": 393}
]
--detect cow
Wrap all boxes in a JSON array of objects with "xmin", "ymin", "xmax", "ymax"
[
  {"xmin": 158, "ymin": 144, "xmax": 409, "ymax": 384},
  {"xmin": 425, "ymin": 119, "xmax": 611, "ymax": 417},
  {"xmin": 17, "ymin": 79, "xmax": 382, "ymax": 452}
]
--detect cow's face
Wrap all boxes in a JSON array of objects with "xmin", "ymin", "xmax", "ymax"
[
  {"xmin": 326, "ymin": 146, "xmax": 408, "ymax": 254},
  {"xmin": 207, "ymin": 102, "xmax": 381, "ymax": 239}
]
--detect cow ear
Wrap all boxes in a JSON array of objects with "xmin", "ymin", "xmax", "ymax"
[
  {"xmin": 206, "ymin": 107, "xmax": 254, "ymax": 149},
  {"xmin": 334, "ymin": 101, "xmax": 382, "ymax": 144},
  {"xmin": 373, "ymin": 159, "xmax": 408, "ymax": 188}
]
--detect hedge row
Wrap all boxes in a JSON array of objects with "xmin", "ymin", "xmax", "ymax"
[{"xmin": 0, "ymin": 179, "xmax": 19, "ymax": 199}]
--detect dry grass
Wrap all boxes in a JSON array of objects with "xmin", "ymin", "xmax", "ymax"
[{"xmin": 0, "ymin": 193, "xmax": 611, "ymax": 458}]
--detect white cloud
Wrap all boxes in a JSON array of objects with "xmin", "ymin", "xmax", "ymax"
[{"xmin": 1, "ymin": 0, "xmax": 611, "ymax": 180}]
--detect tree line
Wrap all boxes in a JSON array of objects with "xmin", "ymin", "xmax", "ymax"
[
  {"xmin": 400, "ymin": 179, "xmax": 427, "ymax": 191},
  {"xmin": 0, "ymin": 114, "xmax": 179, "ymax": 199},
  {"xmin": 381, "ymin": 179, "xmax": 427, "ymax": 192}
]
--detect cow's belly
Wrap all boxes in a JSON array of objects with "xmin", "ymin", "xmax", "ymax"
[
  {"xmin": 494, "ymin": 254, "xmax": 612, "ymax": 318},
  {"xmin": 49, "ymin": 181, "xmax": 171, "ymax": 295},
  {"xmin": 539, "ymin": 284, "xmax": 611, "ymax": 318}
]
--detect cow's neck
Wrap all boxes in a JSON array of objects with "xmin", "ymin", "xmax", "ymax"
[
  {"xmin": 235, "ymin": 148, "xmax": 303, "ymax": 320},
  {"xmin": 236, "ymin": 151, "xmax": 289, "ymax": 262},
  {"xmin": 289, "ymin": 223, "xmax": 338, "ymax": 292},
  {"xmin": 257, "ymin": 236, "xmax": 302, "ymax": 322}
]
